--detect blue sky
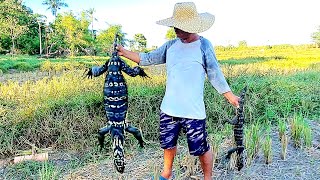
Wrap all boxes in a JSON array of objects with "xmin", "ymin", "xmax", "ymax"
[{"xmin": 23, "ymin": 0, "xmax": 320, "ymax": 47}]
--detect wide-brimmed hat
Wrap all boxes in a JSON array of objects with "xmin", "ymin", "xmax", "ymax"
[{"xmin": 156, "ymin": 2, "xmax": 215, "ymax": 33}]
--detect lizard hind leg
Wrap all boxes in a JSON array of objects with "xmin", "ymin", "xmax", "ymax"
[
  {"xmin": 125, "ymin": 124, "xmax": 144, "ymax": 148},
  {"xmin": 226, "ymin": 147, "xmax": 237, "ymax": 159},
  {"xmin": 236, "ymin": 146, "xmax": 245, "ymax": 171},
  {"xmin": 226, "ymin": 146, "xmax": 244, "ymax": 159},
  {"xmin": 97, "ymin": 125, "xmax": 111, "ymax": 151}
]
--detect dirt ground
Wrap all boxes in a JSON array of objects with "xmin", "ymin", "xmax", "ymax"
[
  {"xmin": 61, "ymin": 121, "xmax": 320, "ymax": 180},
  {"xmin": 1, "ymin": 121, "xmax": 319, "ymax": 180}
]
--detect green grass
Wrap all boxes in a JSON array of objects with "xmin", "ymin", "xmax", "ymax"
[
  {"xmin": 3, "ymin": 160, "xmax": 60, "ymax": 180},
  {"xmin": 0, "ymin": 55, "xmax": 107, "ymax": 73}
]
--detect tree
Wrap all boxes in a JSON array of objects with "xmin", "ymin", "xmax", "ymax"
[
  {"xmin": 17, "ymin": 10, "xmax": 44, "ymax": 55},
  {"xmin": 166, "ymin": 28, "xmax": 176, "ymax": 40},
  {"xmin": 96, "ymin": 25, "xmax": 127, "ymax": 55},
  {"xmin": 87, "ymin": 8, "xmax": 97, "ymax": 39},
  {"xmin": 35, "ymin": 14, "xmax": 47, "ymax": 55},
  {"xmin": 311, "ymin": 26, "xmax": 320, "ymax": 47},
  {"xmin": 238, "ymin": 40, "xmax": 247, "ymax": 48},
  {"xmin": 53, "ymin": 11, "xmax": 91, "ymax": 56},
  {"xmin": 132, "ymin": 33, "xmax": 147, "ymax": 52},
  {"xmin": 0, "ymin": 0, "xmax": 28, "ymax": 54},
  {"xmin": 42, "ymin": 0, "xmax": 68, "ymax": 17}
]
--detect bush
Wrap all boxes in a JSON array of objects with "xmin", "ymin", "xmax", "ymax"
[{"xmin": 13, "ymin": 62, "xmax": 33, "ymax": 72}]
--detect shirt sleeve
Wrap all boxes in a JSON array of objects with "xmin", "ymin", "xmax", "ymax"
[
  {"xmin": 202, "ymin": 39, "xmax": 231, "ymax": 94},
  {"xmin": 138, "ymin": 40, "xmax": 175, "ymax": 66}
]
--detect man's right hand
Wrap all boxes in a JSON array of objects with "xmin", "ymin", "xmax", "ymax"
[
  {"xmin": 116, "ymin": 44, "xmax": 141, "ymax": 64},
  {"xmin": 116, "ymin": 44, "xmax": 125, "ymax": 56}
]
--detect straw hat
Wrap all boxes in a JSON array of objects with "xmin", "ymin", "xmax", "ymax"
[{"xmin": 156, "ymin": 2, "xmax": 215, "ymax": 33}]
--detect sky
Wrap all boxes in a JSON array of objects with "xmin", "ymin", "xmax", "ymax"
[{"xmin": 23, "ymin": 0, "xmax": 320, "ymax": 47}]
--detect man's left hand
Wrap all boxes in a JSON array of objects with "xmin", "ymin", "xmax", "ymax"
[{"xmin": 223, "ymin": 91, "xmax": 240, "ymax": 108}]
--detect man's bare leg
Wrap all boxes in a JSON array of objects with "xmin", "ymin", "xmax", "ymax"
[
  {"xmin": 161, "ymin": 147, "xmax": 177, "ymax": 179},
  {"xmin": 199, "ymin": 149, "xmax": 213, "ymax": 180}
]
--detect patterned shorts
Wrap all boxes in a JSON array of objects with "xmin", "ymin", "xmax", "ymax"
[{"xmin": 159, "ymin": 111, "xmax": 210, "ymax": 156}]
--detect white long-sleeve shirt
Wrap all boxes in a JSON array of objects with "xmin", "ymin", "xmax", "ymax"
[{"xmin": 139, "ymin": 37, "xmax": 230, "ymax": 119}]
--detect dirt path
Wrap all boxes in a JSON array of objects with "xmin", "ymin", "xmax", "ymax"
[{"xmin": 62, "ymin": 121, "xmax": 320, "ymax": 180}]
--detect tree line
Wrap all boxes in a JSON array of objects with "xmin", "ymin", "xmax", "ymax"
[
  {"xmin": 0, "ymin": 0, "xmax": 150, "ymax": 57},
  {"xmin": 0, "ymin": 0, "xmax": 319, "ymax": 57}
]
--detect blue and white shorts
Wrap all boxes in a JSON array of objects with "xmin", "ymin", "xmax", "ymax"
[{"xmin": 159, "ymin": 111, "xmax": 210, "ymax": 156}]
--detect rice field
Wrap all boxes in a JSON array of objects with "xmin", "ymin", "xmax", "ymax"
[{"xmin": 0, "ymin": 45, "xmax": 319, "ymax": 179}]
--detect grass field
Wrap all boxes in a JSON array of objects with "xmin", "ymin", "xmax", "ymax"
[{"xmin": 0, "ymin": 44, "xmax": 319, "ymax": 179}]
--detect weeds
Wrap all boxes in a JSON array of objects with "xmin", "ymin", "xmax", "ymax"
[
  {"xmin": 278, "ymin": 119, "xmax": 289, "ymax": 160},
  {"xmin": 302, "ymin": 120, "xmax": 312, "ymax": 148},
  {"xmin": 39, "ymin": 161, "xmax": 59, "ymax": 180},
  {"xmin": 281, "ymin": 134, "xmax": 288, "ymax": 160},
  {"xmin": 208, "ymin": 133, "xmax": 223, "ymax": 169},
  {"xmin": 278, "ymin": 119, "xmax": 287, "ymax": 141},
  {"xmin": 245, "ymin": 122, "xmax": 262, "ymax": 166},
  {"xmin": 290, "ymin": 112, "xmax": 313, "ymax": 148},
  {"xmin": 290, "ymin": 113, "xmax": 304, "ymax": 148},
  {"xmin": 262, "ymin": 125, "xmax": 272, "ymax": 164}
]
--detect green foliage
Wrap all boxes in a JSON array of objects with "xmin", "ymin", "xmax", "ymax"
[
  {"xmin": 302, "ymin": 121, "xmax": 312, "ymax": 148},
  {"xmin": 42, "ymin": 0, "xmax": 68, "ymax": 17},
  {"xmin": 166, "ymin": 27, "xmax": 176, "ymax": 40},
  {"xmin": 96, "ymin": 24, "xmax": 126, "ymax": 55},
  {"xmin": 0, "ymin": 0, "xmax": 29, "ymax": 54},
  {"xmin": 52, "ymin": 11, "xmax": 93, "ymax": 56},
  {"xmin": 278, "ymin": 119, "xmax": 286, "ymax": 141},
  {"xmin": 0, "ymin": 34, "xmax": 10, "ymax": 53},
  {"xmin": 130, "ymin": 33, "xmax": 147, "ymax": 52},
  {"xmin": 38, "ymin": 161, "xmax": 59, "ymax": 180},
  {"xmin": 0, "ymin": 56, "xmax": 40, "ymax": 72},
  {"xmin": 17, "ymin": 13, "xmax": 44, "ymax": 55},
  {"xmin": 245, "ymin": 122, "xmax": 262, "ymax": 165},
  {"xmin": 290, "ymin": 112, "xmax": 313, "ymax": 148},
  {"xmin": 4, "ymin": 161, "xmax": 44, "ymax": 179},
  {"xmin": 13, "ymin": 62, "xmax": 33, "ymax": 71},
  {"xmin": 0, "ymin": 55, "xmax": 103, "ymax": 73},
  {"xmin": 290, "ymin": 113, "xmax": 305, "ymax": 147},
  {"xmin": 262, "ymin": 124, "xmax": 272, "ymax": 164}
]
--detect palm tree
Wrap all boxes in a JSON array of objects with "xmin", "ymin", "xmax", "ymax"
[
  {"xmin": 35, "ymin": 14, "xmax": 47, "ymax": 55},
  {"xmin": 87, "ymin": 8, "xmax": 97, "ymax": 39},
  {"xmin": 42, "ymin": 0, "xmax": 68, "ymax": 17}
]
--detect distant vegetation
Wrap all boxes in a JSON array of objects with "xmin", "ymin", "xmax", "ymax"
[
  {"xmin": 0, "ymin": 0, "xmax": 150, "ymax": 57},
  {"xmin": 0, "ymin": 0, "xmax": 319, "ymax": 57}
]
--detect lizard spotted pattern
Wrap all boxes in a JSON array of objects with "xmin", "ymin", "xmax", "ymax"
[{"xmin": 86, "ymin": 34, "xmax": 148, "ymax": 173}]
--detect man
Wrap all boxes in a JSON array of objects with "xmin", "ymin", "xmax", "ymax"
[{"xmin": 117, "ymin": 2, "xmax": 239, "ymax": 180}]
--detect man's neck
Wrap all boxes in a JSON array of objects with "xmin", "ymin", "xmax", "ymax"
[{"xmin": 182, "ymin": 34, "xmax": 200, "ymax": 43}]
